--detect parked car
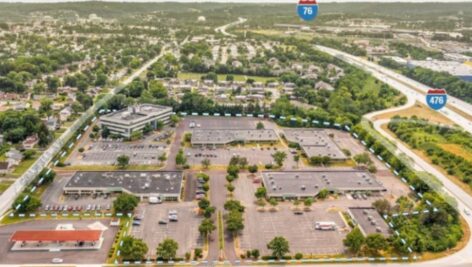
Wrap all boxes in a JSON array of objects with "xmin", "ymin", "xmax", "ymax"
[{"xmin": 51, "ymin": 258, "xmax": 63, "ymax": 264}]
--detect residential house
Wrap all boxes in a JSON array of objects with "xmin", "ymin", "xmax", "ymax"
[
  {"xmin": 59, "ymin": 106, "xmax": 72, "ymax": 122},
  {"xmin": 0, "ymin": 161, "xmax": 10, "ymax": 174},
  {"xmin": 6, "ymin": 148, "xmax": 23, "ymax": 167},
  {"xmin": 22, "ymin": 134, "xmax": 39, "ymax": 149},
  {"xmin": 315, "ymin": 81, "xmax": 335, "ymax": 91}
]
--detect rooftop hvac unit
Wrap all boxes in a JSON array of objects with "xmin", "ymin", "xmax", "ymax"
[
  {"xmin": 376, "ymin": 227, "xmax": 382, "ymax": 232},
  {"xmin": 301, "ymin": 185, "xmax": 306, "ymax": 190}
]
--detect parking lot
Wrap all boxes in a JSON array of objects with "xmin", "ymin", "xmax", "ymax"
[
  {"xmin": 66, "ymin": 129, "xmax": 173, "ymax": 166},
  {"xmin": 40, "ymin": 173, "xmax": 114, "ymax": 213},
  {"xmin": 181, "ymin": 116, "xmax": 279, "ymax": 131},
  {"xmin": 185, "ymin": 145, "xmax": 297, "ymax": 169},
  {"xmin": 233, "ymin": 174, "xmax": 392, "ymax": 256},
  {"xmin": 131, "ymin": 202, "xmax": 203, "ymax": 258},
  {"xmin": 0, "ymin": 220, "xmax": 117, "ymax": 264},
  {"xmin": 240, "ymin": 205, "xmax": 347, "ymax": 255}
]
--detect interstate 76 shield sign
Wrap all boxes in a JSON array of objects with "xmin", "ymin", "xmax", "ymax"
[
  {"xmin": 426, "ymin": 89, "xmax": 447, "ymax": 110},
  {"xmin": 297, "ymin": 0, "xmax": 319, "ymax": 21}
]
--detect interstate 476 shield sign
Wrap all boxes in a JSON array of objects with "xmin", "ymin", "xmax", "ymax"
[
  {"xmin": 297, "ymin": 0, "xmax": 319, "ymax": 21},
  {"xmin": 426, "ymin": 89, "xmax": 447, "ymax": 110}
]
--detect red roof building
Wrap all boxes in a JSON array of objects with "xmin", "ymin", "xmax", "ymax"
[{"xmin": 10, "ymin": 230, "xmax": 102, "ymax": 242}]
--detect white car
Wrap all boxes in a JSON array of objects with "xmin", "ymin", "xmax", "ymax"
[
  {"xmin": 51, "ymin": 258, "xmax": 63, "ymax": 263},
  {"xmin": 464, "ymin": 209, "xmax": 471, "ymax": 216}
]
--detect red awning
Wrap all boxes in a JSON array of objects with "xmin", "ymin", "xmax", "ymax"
[{"xmin": 10, "ymin": 230, "xmax": 102, "ymax": 242}]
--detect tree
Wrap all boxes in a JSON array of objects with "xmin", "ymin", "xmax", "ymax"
[
  {"xmin": 12, "ymin": 193, "xmax": 41, "ymax": 213},
  {"xmin": 116, "ymin": 154, "xmax": 130, "ymax": 169},
  {"xmin": 256, "ymin": 121, "xmax": 264, "ymax": 129},
  {"xmin": 158, "ymin": 154, "xmax": 167, "ymax": 164},
  {"xmin": 267, "ymin": 236, "xmax": 290, "ymax": 259},
  {"xmin": 201, "ymin": 158, "xmax": 211, "ymax": 169},
  {"xmin": 303, "ymin": 197, "xmax": 313, "ymax": 208},
  {"xmin": 353, "ymin": 153, "xmax": 372, "ymax": 165},
  {"xmin": 148, "ymin": 80, "xmax": 168, "ymax": 99},
  {"xmin": 251, "ymin": 249, "xmax": 260, "ymax": 259},
  {"xmin": 248, "ymin": 164, "xmax": 258, "ymax": 174},
  {"xmin": 255, "ymin": 187, "xmax": 267, "ymax": 199},
  {"xmin": 113, "ymin": 193, "xmax": 139, "ymax": 213},
  {"xmin": 271, "ymin": 151, "xmax": 287, "ymax": 167},
  {"xmin": 39, "ymin": 97, "xmax": 53, "ymax": 115},
  {"xmin": 317, "ymin": 189, "xmax": 329, "ymax": 199},
  {"xmin": 120, "ymin": 236, "xmax": 148, "ymax": 260},
  {"xmin": 101, "ymin": 126, "xmax": 111, "ymax": 138},
  {"xmin": 372, "ymin": 199, "xmax": 391, "ymax": 214},
  {"xmin": 226, "ymin": 210, "xmax": 244, "ymax": 233},
  {"xmin": 227, "ymin": 183, "xmax": 235, "ymax": 193},
  {"xmin": 199, "ymin": 218, "xmax": 216, "ymax": 237},
  {"xmin": 175, "ymin": 149, "xmax": 187, "ymax": 166},
  {"xmin": 23, "ymin": 149, "xmax": 36, "ymax": 160},
  {"xmin": 343, "ymin": 227, "xmax": 365, "ymax": 254},
  {"xmin": 224, "ymin": 200, "xmax": 245, "ymax": 212},
  {"xmin": 365, "ymin": 234, "xmax": 388, "ymax": 255},
  {"xmin": 203, "ymin": 206, "xmax": 216, "ymax": 218},
  {"xmin": 156, "ymin": 238, "xmax": 179, "ymax": 261},
  {"xmin": 198, "ymin": 198, "xmax": 210, "ymax": 210}
]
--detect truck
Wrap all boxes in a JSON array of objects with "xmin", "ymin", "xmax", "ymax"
[
  {"xmin": 149, "ymin": 195, "xmax": 162, "ymax": 204},
  {"xmin": 314, "ymin": 221, "xmax": 336, "ymax": 231}
]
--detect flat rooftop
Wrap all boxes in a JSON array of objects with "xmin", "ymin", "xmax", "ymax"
[
  {"xmin": 10, "ymin": 230, "xmax": 102, "ymax": 242},
  {"xmin": 64, "ymin": 171, "xmax": 183, "ymax": 196},
  {"xmin": 262, "ymin": 170, "xmax": 385, "ymax": 198},
  {"xmin": 101, "ymin": 104, "xmax": 172, "ymax": 124},
  {"xmin": 191, "ymin": 129, "xmax": 278, "ymax": 145},
  {"xmin": 348, "ymin": 207, "xmax": 391, "ymax": 237},
  {"xmin": 282, "ymin": 129, "xmax": 346, "ymax": 160}
]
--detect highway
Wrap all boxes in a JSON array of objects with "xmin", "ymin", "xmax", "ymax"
[
  {"xmin": 315, "ymin": 45, "xmax": 472, "ymax": 134},
  {"xmin": 215, "ymin": 17, "xmax": 247, "ymax": 37},
  {"xmin": 313, "ymin": 45, "xmax": 472, "ymax": 267}
]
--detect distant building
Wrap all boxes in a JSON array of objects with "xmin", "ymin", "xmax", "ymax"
[
  {"xmin": 99, "ymin": 104, "xmax": 172, "ymax": 138},
  {"xmin": 315, "ymin": 81, "xmax": 335, "ymax": 91}
]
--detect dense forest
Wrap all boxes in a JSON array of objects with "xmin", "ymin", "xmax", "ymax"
[
  {"xmin": 0, "ymin": 2, "xmax": 471, "ymax": 31},
  {"xmin": 388, "ymin": 116, "xmax": 472, "ymax": 190},
  {"xmin": 389, "ymin": 43, "xmax": 444, "ymax": 60},
  {"xmin": 380, "ymin": 58, "xmax": 472, "ymax": 104}
]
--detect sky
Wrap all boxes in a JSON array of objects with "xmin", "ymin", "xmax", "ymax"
[{"xmin": 1, "ymin": 0, "xmax": 472, "ymax": 3}]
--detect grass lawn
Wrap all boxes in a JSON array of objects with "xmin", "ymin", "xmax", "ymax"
[
  {"xmin": 0, "ymin": 180, "xmax": 13, "ymax": 194},
  {"xmin": 373, "ymin": 102, "xmax": 454, "ymax": 126},
  {"xmin": 178, "ymin": 72, "xmax": 275, "ymax": 83},
  {"xmin": 438, "ymin": 144, "xmax": 472, "ymax": 161},
  {"xmin": 11, "ymin": 154, "xmax": 40, "ymax": 178}
]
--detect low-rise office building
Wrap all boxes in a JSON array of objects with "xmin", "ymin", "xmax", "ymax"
[
  {"xmin": 283, "ymin": 129, "xmax": 347, "ymax": 160},
  {"xmin": 99, "ymin": 104, "xmax": 172, "ymax": 138},
  {"xmin": 262, "ymin": 170, "xmax": 385, "ymax": 199},
  {"xmin": 64, "ymin": 171, "xmax": 183, "ymax": 201},
  {"xmin": 191, "ymin": 129, "xmax": 279, "ymax": 146}
]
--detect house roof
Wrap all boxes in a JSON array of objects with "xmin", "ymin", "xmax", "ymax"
[{"xmin": 10, "ymin": 230, "xmax": 102, "ymax": 242}]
